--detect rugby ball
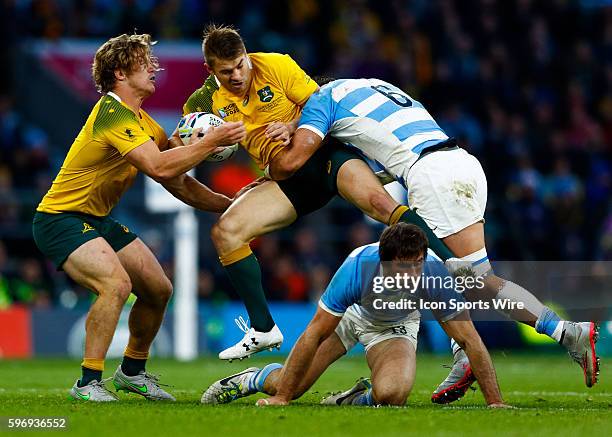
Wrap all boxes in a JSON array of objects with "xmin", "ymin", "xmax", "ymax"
[{"xmin": 177, "ymin": 112, "xmax": 239, "ymax": 162}]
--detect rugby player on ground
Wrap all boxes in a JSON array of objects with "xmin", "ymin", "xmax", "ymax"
[{"xmin": 202, "ymin": 223, "xmax": 509, "ymax": 408}]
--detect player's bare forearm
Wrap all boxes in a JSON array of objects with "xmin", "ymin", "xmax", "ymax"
[
  {"xmin": 268, "ymin": 128, "xmax": 324, "ymax": 180},
  {"xmin": 287, "ymin": 118, "xmax": 299, "ymax": 136},
  {"xmin": 260, "ymin": 309, "xmax": 339, "ymax": 406},
  {"xmin": 273, "ymin": 309, "xmax": 339, "ymax": 402},
  {"xmin": 162, "ymin": 174, "xmax": 231, "ymax": 213},
  {"xmin": 155, "ymin": 126, "xmax": 242, "ymax": 179},
  {"xmin": 126, "ymin": 123, "xmax": 245, "ymax": 181},
  {"xmin": 274, "ymin": 329, "xmax": 323, "ymax": 402},
  {"xmin": 442, "ymin": 319, "xmax": 504, "ymax": 406},
  {"xmin": 462, "ymin": 336, "xmax": 504, "ymax": 405}
]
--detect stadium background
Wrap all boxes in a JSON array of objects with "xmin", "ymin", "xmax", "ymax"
[{"xmin": 0, "ymin": 0, "xmax": 611, "ymax": 359}]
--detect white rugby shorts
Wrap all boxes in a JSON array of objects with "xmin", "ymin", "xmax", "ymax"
[
  {"xmin": 334, "ymin": 305, "xmax": 419, "ymax": 353},
  {"xmin": 405, "ymin": 148, "xmax": 487, "ymax": 238}
]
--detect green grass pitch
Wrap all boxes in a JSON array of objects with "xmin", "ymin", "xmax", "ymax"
[{"xmin": 0, "ymin": 353, "xmax": 609, "ymax": 436}]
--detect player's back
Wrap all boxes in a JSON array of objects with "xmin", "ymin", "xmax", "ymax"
[{"xmin": 299, "ymin": 78, "xmax": 449, "ymax": 181}]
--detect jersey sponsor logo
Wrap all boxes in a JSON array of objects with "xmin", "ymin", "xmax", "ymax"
[
  {"xmin": 125, "ymin": 128, "xmax": 135, "ymax": 139},
  {"xmin": 257, "ymin": 86, "xmax": 274, "ymax": 103},
  {"xmin": 82, "ymin": 223, "xmax": 95, "ymax": 234},
  {"xmin": 258, "ymin": 99, "xmax": 281, "ymax": 113},
  {"xmin": 121, "ymin": 225, "xmax": 130, "ymax": 233},
  {"xmin": 219, "ymin": 103, "xmax": 239, "ymax": 118},
  {"xmin": 326, "ymin": 160, "xmax": 332, "ymax": 174}
]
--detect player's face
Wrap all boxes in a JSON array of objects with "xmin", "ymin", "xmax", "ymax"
[
  {"xmin": 211, "ymin": 53, "xmax": 252, "ymax": 97},
  {"xmin": 382, "ymin": 254, "xmax": 426, "ymax": 283},
  {"xmin": 127, "ymin": 58, "xmax": 158, "ymax": 97}
]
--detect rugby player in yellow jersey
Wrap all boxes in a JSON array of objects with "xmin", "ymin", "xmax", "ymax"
[
  {"xmin": 182, "ymin": 25, "xmax": 455, "ymax": 361},
  {"xmin": 32, "ymin": 33, "xmax": 245, "ymax": 402}
]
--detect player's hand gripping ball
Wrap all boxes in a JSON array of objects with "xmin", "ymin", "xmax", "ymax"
[{"xmin": 178, "ymin": 112, "xmax": 239, "ymax": 162}]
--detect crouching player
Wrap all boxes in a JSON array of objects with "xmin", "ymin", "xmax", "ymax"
[{"xmin": 201, "ymin": 223, "xmax": 509, "ymax": 407}]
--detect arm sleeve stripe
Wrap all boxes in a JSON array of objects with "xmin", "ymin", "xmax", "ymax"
[
  {"xmin": 438, "ymin": 309, "xmax": 468, "ymax": 323},
  {"xmin": 298, "ymin": 124, "xmax": 325, "ymax": 139},
  {"xmin": 318, "ymin": 300, "xmax": 345, "ymax": 317}
]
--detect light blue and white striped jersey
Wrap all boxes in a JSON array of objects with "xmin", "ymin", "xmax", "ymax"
[
  {"xmin": 298, "ymin": 79, "xmax": 449, "ymax": 181},
  {"xmin": 319, "ymin": 243, "xmax": 465, "ymax": 323}
]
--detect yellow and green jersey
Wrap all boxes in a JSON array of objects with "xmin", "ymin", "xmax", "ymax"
[
  {"xmin": 37, "ymin": 92, "xmax": 167, "ymax": 217},
  {"xmin": 183, "ymin": 52, "xmax": 317, "ymax": 168}
]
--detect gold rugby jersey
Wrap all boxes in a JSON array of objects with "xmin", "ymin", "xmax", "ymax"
[
  {"xmin": 183, "ymin": 52, "xmax": 317, "ymax": 168},
  {"xmin": 37, "ymin": 92, "xmax": 167, "ymax": 216}
]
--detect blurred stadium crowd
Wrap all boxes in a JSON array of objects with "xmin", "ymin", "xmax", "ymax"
[{"xmin": 0, "ymin": 0, "xmax": 610, "ymax": 309}]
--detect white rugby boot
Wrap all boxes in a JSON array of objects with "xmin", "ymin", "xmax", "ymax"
[
  {"xmin": 560, "ymin": 321, "xmax": 600, "ymax": 387},
  {"xmin": 218, "ymin": 316, "xmax": 283, "ymax": 362},
  {"xmin": 112, "ymin": 365, "xmax": 176, "ymax": 401},
  {"xmin": 321, "ymin": 378, "xmax": 372, "ymax": 406},
  {"xmin": 431, "ymin": 349, "xmax": 476, "ymax": 404},
  {"xmin": 70, "ymin": 378, "xmax": 118, "ymax": 402}
]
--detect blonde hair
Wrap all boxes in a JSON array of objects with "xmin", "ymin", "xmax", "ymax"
[{"xmin": 92, "ymin": 33, "xmax": 158, "ymax": 93}]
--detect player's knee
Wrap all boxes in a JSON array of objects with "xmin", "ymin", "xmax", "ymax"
[
  {"xmin": 211, "ymin": 216, "xmax": 245, "ymax": 247},
  {"xmin": 98, "ymin": 273, "xmax": 132, "ymax": 303},
  {"xmin": 157, "ymin": 276, "xmax": 173, "ymax": 305},
  {"xmin": 373, "ymin": 386, "xmax": 409, "ymax": 406}
]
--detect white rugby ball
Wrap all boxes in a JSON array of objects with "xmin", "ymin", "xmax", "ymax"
[{"xmin": 177, "ymin": 112, "xmax": 239, "ymax": 162}]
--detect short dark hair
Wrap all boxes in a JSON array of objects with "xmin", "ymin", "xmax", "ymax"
[
  {"xmin": 379, "ymin": 223, "xmax": 429, "ymax": 262},
  {"xmin": 313, "ymin": 75, "xmax": 336, "ymax": 86},
  {"xmin": 202, "ymin": 24, "xmax": 245, "ymax": 67}
]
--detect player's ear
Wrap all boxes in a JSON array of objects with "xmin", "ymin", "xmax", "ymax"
[{"xmin": 114, "ymin": 69, "xmax": 128, "ymax": 82}]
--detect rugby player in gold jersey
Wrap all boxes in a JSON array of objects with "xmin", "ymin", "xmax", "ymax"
[{"xmin": 33, "ymin": 33, "xmax": 245, "ymax": 401}]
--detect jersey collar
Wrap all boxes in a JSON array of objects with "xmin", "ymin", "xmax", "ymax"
[
  {"xmin": 106, "ymin": 91, "xmax": 122, "ymax": 102},
  {"xmin": 106, "ymin": 91, "xmax": 143, "ymax": 118}
]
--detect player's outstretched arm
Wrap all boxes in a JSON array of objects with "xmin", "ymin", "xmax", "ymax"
[
  {"xmin": 441, "ymin": 317, "xmax": 509, "ymax": 408},
  {"xmin": 125, "ymin": 122, "xmax": 246, "ymax": 181},
  {"xmin": 157, "ymin": 129, "xmax": 232, "ymax": 213},
  {"xmin": 161, "ymin": 174, "xmax": 231, "ymax": 213},
  {"xmin": 259, "ymin": 308, "xmax": 341, "ymax": 406},
  {"xmin": 267, "ymin": 128, "xmax": 324, "ymax": 180}
]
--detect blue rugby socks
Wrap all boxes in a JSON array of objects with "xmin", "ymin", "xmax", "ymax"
[
  {"xmin": 351, "ymin": 389, "xmax": 374, "ymax": 406},
  {"xmin": 249, "ymin": 363, "xmax": 283, "ymax": 393},
  {"xmin": 535, "ymin": 307, "xmax": 565, "ymax": 342}
]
